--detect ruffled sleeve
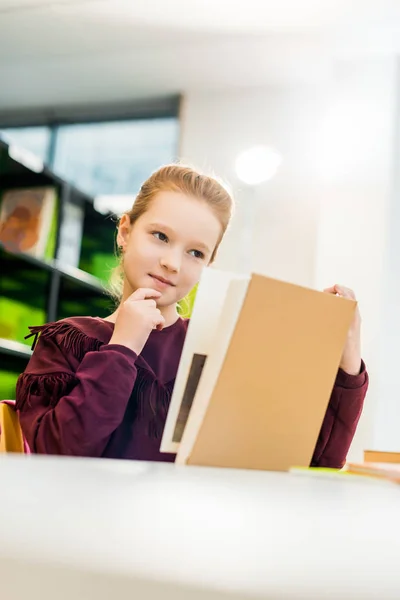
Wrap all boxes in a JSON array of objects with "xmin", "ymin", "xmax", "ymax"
[{"xmin": 16, "ymin": 320, "xmax": 139, "ymax": 457}]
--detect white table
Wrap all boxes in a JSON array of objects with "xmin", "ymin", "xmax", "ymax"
[{"xmin": 1, "ymin": 455, "xmax": 399, "ymax": 600}]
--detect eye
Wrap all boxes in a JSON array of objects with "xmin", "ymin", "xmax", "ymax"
[
  {"xmin": 152, "ymin": 231, "xmax": 168, "ymax": 243},
  {"xmin": 189, "ymin": 249, "xmax": 205, "ymax": 259}
]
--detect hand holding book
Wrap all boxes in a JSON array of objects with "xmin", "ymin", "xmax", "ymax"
[{"xmin": 324, "ymin": 284, "xmax": 361, "ymax": 376}]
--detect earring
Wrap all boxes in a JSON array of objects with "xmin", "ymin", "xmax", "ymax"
[{"xmin": 118, "ymin": 245, "xmax": 124, "ymax": 253}]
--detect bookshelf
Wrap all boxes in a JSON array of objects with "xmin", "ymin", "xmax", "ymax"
[
  {"xmin": 0, "ymin": 139, "xmax": 116, "ymax": 399},
  {"xmin": 0, "ymin": 338, "xmax": 32, "ymax": 359}
]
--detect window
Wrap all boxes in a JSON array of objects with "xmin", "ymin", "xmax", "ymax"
[
  {"xmin": 0, "ymin": 116, "xmax": 179, "ymax": 199},
  {"xmin": 53, "ymin": 118, "xmax": 179, "ymax": 197},
  {"xmin": 0, "ymin": 126, "xmax": 51, "ymax": 164}
]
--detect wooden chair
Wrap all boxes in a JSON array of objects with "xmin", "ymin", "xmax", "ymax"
[{"xmin": 0, "ymin": 400, "xmax": 26, "ymax": 453}]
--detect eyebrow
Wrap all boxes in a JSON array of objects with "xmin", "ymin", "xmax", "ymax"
[{"xmin": 148, "ymin": 222, "xmax": 212, "ymax": 255}]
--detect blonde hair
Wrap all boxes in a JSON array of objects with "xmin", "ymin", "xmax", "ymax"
[{"xmin": 109, "ymin": 163, "xmax": 234, "ymax": 302}]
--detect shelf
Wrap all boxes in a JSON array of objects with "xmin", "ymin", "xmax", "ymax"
[
  {"xmin": 0, "ymin": 242, "xmax": 56, "ymax": 273},
  {"xmin": 0, "ymin": 137, "xmax": 115, "ymax": 373},
  {"xmin": 1, "ymin": 247, "xmax": 52, "ymax": 317},
  {"xmin": 0, "ymin": 337, "xmax": 32, "ymax": 359},
  {"xmin": 56, "ymin": 261, "xmax": 105, "ymax": 293},
  {"xmin": 57, "ymin": 275, "xmax": 112, "ymax": 321},
  {"xmin": 1, "ymin": 244, "xmax": 106, "ymax": 295}
]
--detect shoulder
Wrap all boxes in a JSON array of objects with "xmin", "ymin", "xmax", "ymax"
[
  {"xmin": 58, "ymin": 316, "xmax": 114, "ymax": 344},
  {"xmin": 26, "ymin": 316, "xmax": 114, "ymax": 360},
  {"xmin": 17, "ymin": 318, "xmax": 115, "ymax": 409},
  {"xmin": 176, "ymin": 317, "xmax": 190, "ymax": 332},
  {"xmin": 178, "ymin": 317, "xmax": 190, "ymax": 332}
]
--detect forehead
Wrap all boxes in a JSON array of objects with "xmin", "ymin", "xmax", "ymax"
[{"xmin": 142, "ymin": 190, "xmax": 222, "ymax": 247}]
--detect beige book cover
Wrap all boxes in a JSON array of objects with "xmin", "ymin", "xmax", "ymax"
[{"xmin": 162, "ymin": 269, "xmax": 356, "ymax": 472}]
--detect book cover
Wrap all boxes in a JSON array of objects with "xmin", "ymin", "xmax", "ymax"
[
  {"xmin": 161, "ymin": 268, "xmax": 357, "ymax": 472},
  {"xmin": 0, "ymin": 187, "xmax": 58, "ymax": 259}
]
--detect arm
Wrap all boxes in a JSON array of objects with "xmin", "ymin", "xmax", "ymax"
[
  {"xmin": 310, "ymin": 361, "xmax": 369, "ymax": 468},
  {"xmin": 16, "ymin": 328, "xmax": 138, "ymax": 457}
]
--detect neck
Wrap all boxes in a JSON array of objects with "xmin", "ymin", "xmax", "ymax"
[{"xmin": 159, "ymin": 304, "xmax": 180, "ymax": 327}]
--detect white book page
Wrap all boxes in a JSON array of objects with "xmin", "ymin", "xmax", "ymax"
[
  {"xmin": 160, "ymin": 268, "xmax": 242, "ymax": 454},
  {"xmin": 176, "ymin": 276, "xmax": 250, "ymax": 465}
]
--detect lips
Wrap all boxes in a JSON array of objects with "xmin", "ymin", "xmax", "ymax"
[{"xmin": 149, "ymin": 274, "xmax": 175, "ymax": 287}]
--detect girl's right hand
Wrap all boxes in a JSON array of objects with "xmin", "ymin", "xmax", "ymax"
[{"xmin": 108, "ymin": 288, "xmax": 165, "ymax": 355}]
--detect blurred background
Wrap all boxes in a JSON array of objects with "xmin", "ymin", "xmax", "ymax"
[{"xmin": 0, "ymin": 0, "xmax": 399, "ymax": 461}]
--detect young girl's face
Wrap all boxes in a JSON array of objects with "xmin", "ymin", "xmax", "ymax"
[{"xmin": 118, "ymin": 191, "xmax": 223, "ymax": 308}]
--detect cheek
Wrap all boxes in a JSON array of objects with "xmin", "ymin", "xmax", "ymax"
[
  {"xmin": 179, "ymin": 259, "xmax": 204, "ymax": 288},
  {"xmin": 122, "ymin": 245, "xmax": 148, "ymax": 283},
  {"xmin": 126, "ymin": 237, "xmax": 154, "ymax": 263}
]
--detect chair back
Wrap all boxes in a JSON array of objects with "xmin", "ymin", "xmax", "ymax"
[{"xmin": 0, "ymin": 400, "xmax": 27, "ymax": 453}]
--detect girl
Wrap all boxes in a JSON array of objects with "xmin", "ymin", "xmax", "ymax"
[{"xmin": 16, "ymin": 165, "xmax": 368, "ymax": 467}]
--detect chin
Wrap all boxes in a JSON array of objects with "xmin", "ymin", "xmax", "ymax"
[{"xmin": 157, "ymin": 292, "xmax": 177, "ymax": 307}]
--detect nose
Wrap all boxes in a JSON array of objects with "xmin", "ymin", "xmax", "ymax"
[{"xmin": 160, "ymin": 247, "xmax": 182, "ymax": 274}]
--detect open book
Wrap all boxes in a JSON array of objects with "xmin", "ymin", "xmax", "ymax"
[{"xmin": 160, "ymin": 268, "xmax": 357, "ymax": 471}]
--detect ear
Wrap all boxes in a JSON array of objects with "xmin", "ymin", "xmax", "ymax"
[{"xmin": 116, "ymin": 214, "xmax": 131, "ymax": 250}]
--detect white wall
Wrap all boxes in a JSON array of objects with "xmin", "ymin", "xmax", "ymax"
[
  {"xmin": 314, "ymin": 57, "xmax": 399, "ymax": 460},
  {"xmin": 375, "ymin": 61, "xmax": 400, "ymax": 452},
  {"xmin": 180, "ymin": 86, "xmax": 328, "ymax": 286},
  {"xmin": 180, "ymin": 59, "xmax": 400, "ymax": 460}
]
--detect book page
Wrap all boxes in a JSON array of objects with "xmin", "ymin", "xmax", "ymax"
[
  {"xmin": 176, "ymin": 276, "xmax": 250, "ymax": 464},
  {"xmin": 160, "ymin": 268, "xmax": 244, "ymax": 454}
]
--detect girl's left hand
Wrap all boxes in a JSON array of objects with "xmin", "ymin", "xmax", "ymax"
[{"xmin": 324, "ymin": 284, "xmax": 362, "ymax": 376}]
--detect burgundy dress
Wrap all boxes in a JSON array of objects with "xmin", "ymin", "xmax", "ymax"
[{"xmin": 16, "ymin": 316, "xmax": 368, "ymax": 467}]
